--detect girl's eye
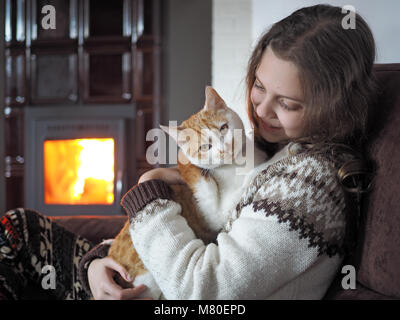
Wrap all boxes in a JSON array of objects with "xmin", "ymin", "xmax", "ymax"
[
  {"xmin": 279, "ymin": 100, "xmax": 300, "ymax": 111},
  {"xmin": 199, "ymin": 144, "xmax": 212, "ymax": 152},
  {"xmin": 220, "ymin": 123, "xmax": 229, "ymax": 134},
  {"xmin": 279, "ymin": 101, "xmax": 290, "ymax": 110},
  {"xmin": 254, "ymin": 81, "xmax": 264, "ymax": 91}
]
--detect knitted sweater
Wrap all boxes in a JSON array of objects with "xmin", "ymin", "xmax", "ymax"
[{"xmin": 80, "ymin": 143, "xmax": 348, "ymax": 299}]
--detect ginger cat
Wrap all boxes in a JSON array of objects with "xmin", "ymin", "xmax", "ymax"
[{"xmin": 106, "ymin": 87, "xmax": 266, "ymax": 299}]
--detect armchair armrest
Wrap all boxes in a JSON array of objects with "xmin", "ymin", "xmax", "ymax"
[
  {"xmin": 325, "ymin": 281, "xmax": 398, "ymax": 300},
  {"xmin": 50, "ymin": 215, "xmax": 126, "ymax": 245},
  {"xmin": 324, "ymin": 273, "xmax": 399, "ymax": 300}
]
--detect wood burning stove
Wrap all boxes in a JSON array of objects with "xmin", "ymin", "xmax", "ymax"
[{"xmin": 24, "ymin": 105, "xmax": 135, "ymax": 215}]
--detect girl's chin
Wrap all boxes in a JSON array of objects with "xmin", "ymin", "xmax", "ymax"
[{"xmin": 259, "ymin": 130, "xmax": 286, "ymax": 143}]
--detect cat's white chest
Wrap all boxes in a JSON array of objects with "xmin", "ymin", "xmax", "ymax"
[
  {"xmin": 193, "ymin": 165, "xmax": 246, "ymax": 232},
  {"xmin": 214, "ymin": 166, "xmax": 246, "ymax": 212}
]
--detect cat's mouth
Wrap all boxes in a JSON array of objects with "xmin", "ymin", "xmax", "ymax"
[
  {"xmin": 219, "ymin": 150, "xmax": 233, "ymax": 156},
  {"xmin": 197, "ymin": 154, "xmax": 234, "ymax": 169}
]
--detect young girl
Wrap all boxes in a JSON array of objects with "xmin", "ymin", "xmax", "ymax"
[{"xmin": 0, "ymin": 4, "xmax": 376, "ymax": 300}]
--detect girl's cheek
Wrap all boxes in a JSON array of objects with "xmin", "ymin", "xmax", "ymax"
[
  {"xmin": 250, "ymin": 89, "xmax": 260, "ymax": 106},
  {"xmin": 276, "ymin": 111, "xmax": 291, "ymax": 127},
  {"xmin": 279, "ymin": 113, "xmax": 304, "ymax": 137}
]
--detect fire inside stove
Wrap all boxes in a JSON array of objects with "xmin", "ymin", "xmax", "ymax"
[{"xmin": 44, "ymin": 138, "xmax": 115, "ymax": 205}]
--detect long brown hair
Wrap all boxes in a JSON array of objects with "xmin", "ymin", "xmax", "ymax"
[
  {"xmin": 247, "ymin": 4, "xmax": 377, "ymax": 163},
  {"xmin": 247, "ymin": 4, "xmax": 378, "ymax": 255}
]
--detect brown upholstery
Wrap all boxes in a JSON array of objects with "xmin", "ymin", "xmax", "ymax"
[
  {"xmin": 325, "ymin": 64, "xmax": 400, "ymax": 299},
  {"xmin": 356, "ymin": 64, "xmax": 400, "ymax": 298},
  {"xmin": 51, "ymin": 215, "xmax": 126, "ymax": 245}
]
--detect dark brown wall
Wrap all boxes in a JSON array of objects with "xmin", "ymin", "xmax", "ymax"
[
  {"xmin": 0, "ymin": 0, "xmax": 5, "ymax": 215},
  {"xmin": 163, "ymin": 0, "xmax": 212, "ymax": 124}
]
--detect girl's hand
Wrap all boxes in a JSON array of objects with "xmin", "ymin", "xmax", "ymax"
[
  {"xmin": 138, "ymin": 166, "xmax": 185, "ymax": 185},
  {"xmin": 88, "ymin": 257, "xmax": 152, "ymax": 300}
]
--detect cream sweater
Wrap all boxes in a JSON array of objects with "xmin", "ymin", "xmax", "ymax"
[{"xmin": 120, "ymin": 144, "xmax": 347, "ymax": 300}]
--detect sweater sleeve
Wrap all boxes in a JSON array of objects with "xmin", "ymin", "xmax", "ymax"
[
  {"xmin": 121, "ymin": 154, "xmax": 347, "ymax": 300},
  {"xmin": 77, "ymin": 242, "xmax": 111, "ymax": 296},
  {"xmin": 75, "ymin": 180, "xmax": 172, "ymax": 296}
]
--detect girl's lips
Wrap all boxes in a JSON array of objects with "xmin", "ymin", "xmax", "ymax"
[{"xmin": 259, "ymin": 120, "xmax": 282, "ymax": 133}]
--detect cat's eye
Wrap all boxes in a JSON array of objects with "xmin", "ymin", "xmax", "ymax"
[
  {"xmin": 199, "ymin": 144, "xmax": 212, "ymax": 152},
  {"xmin": 220, "ymin": 123, "xmax": 229, "ymax": 134}
]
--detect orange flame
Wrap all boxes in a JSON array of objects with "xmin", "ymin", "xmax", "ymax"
[{"xmin": 44, "ymin": 138, "xmax": 114, "ymax": 205}]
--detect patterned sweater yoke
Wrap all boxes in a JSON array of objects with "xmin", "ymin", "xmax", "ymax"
[{"xmin": 231, "ymin": 151, "xmax": 347, "ymax": 258}]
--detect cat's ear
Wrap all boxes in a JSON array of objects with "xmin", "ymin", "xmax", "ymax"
[
  {"xmin": 204, "ymin": 86, "xmax": 227, "ymax": 111},
  {"xmin": 160, "ymin": 125, "xmax": 186, "ymax": 147},
  {"xmin": 160, "ymin": 124, "xmax": 171, "ymax": 135}
]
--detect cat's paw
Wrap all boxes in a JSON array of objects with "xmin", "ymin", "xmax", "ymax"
[
  {"xmin": 194, "ymin": 176, "xmax": 219, "ymax": 210},
  {"xmin": 100, "ymin": 239, "xmax": 114, "ymax": 246},
  {"xmin": 133, "ymin": 272, "xmax": 162, "ymax": 300}
]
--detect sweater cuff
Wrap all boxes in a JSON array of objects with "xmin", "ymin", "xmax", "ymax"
[
  {"xmin": 120, "ymin": 179, "xmax": 174, "ymax": 221},
  {"xmin": 77, "ymin": 242, "xmax": 111, "ymax": 296}
]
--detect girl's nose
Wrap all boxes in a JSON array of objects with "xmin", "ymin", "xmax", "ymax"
[{"xmin": 255, "ymin": 97, "xmax": 275, "ymax": 119}]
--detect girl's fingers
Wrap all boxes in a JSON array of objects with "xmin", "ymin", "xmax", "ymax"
[
  {"xmin": 101, "ymin": 278, "xmax": 125, "ymax": 299},
  {"xmin": 101, "ymin": 287, "xmax": 151, "ymax": 300},
  {"xmin": 104, "ymin": 257, "xmax": 132, "ymax": 282},
  {"xmin": 120, "ymin": 284, "xmax": 149, "ymax": 300}
]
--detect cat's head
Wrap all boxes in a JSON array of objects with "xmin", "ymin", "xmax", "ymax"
[{"xmin": 161, "ymin": 86, "xmax": 245, "ymax": 169}]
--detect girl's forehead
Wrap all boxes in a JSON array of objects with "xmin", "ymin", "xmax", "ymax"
[{"xmin": 256, "ymin": 47, "xmax": 304, "ymax": 103}]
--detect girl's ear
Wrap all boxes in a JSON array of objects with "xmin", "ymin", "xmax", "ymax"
[{"xmin": 204, "ymin": 86, "xmax": 227, "ymax": 111}]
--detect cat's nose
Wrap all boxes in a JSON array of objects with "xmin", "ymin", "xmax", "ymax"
[{"xmin": 220, "ymin": 149, "xmax": 232, "ymax": 157}]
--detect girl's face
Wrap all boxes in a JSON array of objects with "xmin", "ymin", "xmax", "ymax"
[{"xmin": 250, "ymin": 47, "xmax": 306, "ymax": 143}]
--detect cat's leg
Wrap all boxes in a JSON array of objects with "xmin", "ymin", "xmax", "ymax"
[
  {"xmin": 193, "ymin": 175, "xmax": 219, "ymax": 212},
  {"xmin": 193, "ymin": 174, "xmax": 225, "ymax": 231},
  {"xmin": 179, "ymin": 161, "xmax": 220, "ymax": 215},
  {"xmin": 179, "ymin": 161, "xmax": 223, "ymax": 231}
]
